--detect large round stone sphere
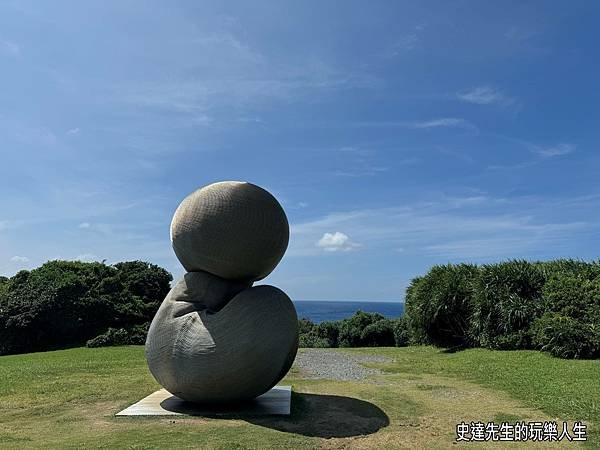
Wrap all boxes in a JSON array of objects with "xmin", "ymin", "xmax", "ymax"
[
  {"xmin": 145, "ymin": 272, "xmax": 299, "ymax": 403},
  {"xmin": 170, "ymin": 181, "xmax": 289, "ymax": 281}
]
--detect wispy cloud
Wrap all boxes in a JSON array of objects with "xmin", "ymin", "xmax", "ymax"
[
  {"xmin": 332, "ymin": 166, "xmax": 389, "ymax": 178},
  {"xmin": 66, "ymin": 128, "xmax": 80, "ymax": 136},
  {"xmin": 113, "ymin": 31, "xmax": 376, "ymax": 119},
  {"xmin": 78, "ymin": 222, "xmax": 91, "ymax": 229},
  {"xmin": 486, "ymin": 137, "xmax": 577, "ymax": 171},
  {"xmin": 10, "ymin": 255, "xmax": 29, "ymax": 263},
  {"xmin": 289, "ymin": 194, "xmax": 596, "ymax": 260},
  {"xmin": 504, "ymin": 26, "xmax": 539, "ymax": 42},
  {"xmin": 408, "ymin": 118, "xmax": 471, "ymax": 129},
  {"xmin": 0, "ymin": 39, "xmax": 20, "ymax": 55},
  {"xmin": 316, "ymin": 232, "xmax": 361, "ymax": 252},
  {"xmin": 117, "ymin": 71, "xmax": 374, "ymax": 117},
  {"xmin": 533, "ymin": 143, "xmax": 576, "ymax": 158},
  {"xmin": 354, "ymin": 118, "xmax": 476, "ymax": 131},
  {"xmin": 389, "ymin": 34, "xmax": 419, "ymax": 54},
  {"xmin": 457, "ymin": 86, "xmax": 515, "ymax": 106}
]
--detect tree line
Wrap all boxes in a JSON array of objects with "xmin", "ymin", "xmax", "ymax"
[
  {"xmin": 0, "ymin": 260, "xmax": 171, "ymax": 355},
  {"xmin": 1, "ymin": 258, "xmax": 598, "ymax": 359}
]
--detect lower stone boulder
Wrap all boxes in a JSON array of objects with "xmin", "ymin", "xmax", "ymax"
[{"xmin": 145, "ymin": 271, "xmax": 299, "ymax": 403}]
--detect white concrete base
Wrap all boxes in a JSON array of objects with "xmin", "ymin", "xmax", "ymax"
[{"xmin": 116, "ymin": 385, "xmax": 291, "ymax": 417}]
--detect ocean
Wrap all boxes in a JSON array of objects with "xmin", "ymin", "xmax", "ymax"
[{"xmin": 293, "ymin": 300, "xmax": 404, "ymax": 323}]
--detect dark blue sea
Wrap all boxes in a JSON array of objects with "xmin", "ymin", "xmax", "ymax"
[{"xmin": 293, "ymin": 301, "xmax": 404, "ymax": 323}]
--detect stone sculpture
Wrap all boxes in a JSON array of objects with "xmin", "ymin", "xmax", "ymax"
[{"xmin": 145, "ymin": 181, "xmax": 298, "ymax": 403}]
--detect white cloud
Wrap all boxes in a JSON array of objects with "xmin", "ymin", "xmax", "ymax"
[
  {"xmin": 78, "ymin": 222, "xmax": 91, "ymax": 229},
  {"xmin": 0, "ymin": 39, "xmax": 20, "ymax": 55},
  {"xmin": 316, "ymin": 232, "xmax": 360, "ymax": 252},
  {"xmin": 76, "ymin": 253, "xmax": 97, "ymax": 262},
  {"xmin": 534, "ymin": 143, "xmax": 576, "ymax": 158},
  {"xmin": 66, "ymin": 128, "xmax": 80, "ymax": 135},
  {"xmin": 457, "ymin": 86, "xmax": 513, "ymax": 106},
  {"xmin": 10, "ymin": 255, "xmax": 29, "ymax": 263}
]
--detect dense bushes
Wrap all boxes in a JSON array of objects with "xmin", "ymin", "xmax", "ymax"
[
  {"xmin": 4, "ymin": 258, "xmax": 597, "ymax": 359},
  {"xmin": 405, "ymin": 259, "xmax": 600, "ymax": 359},
  {"xmin": 0, "ymin": 260, "xmax": 172, "ymax": 355},
  {"xmin": 299, "ymin": 312, "xmax": 408, "ymax": 348},
  {"xmin": 86, "ymin": 324, "xmax": 149, "ymax": 348},
  {"xmin": 405, "ymin": 264, "xmax": 478, "ymax": 347}
]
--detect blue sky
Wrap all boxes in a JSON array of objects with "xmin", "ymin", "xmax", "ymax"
[{"xmin": 1, "ymin": 1, "xmax": 599, "ymax": 301}]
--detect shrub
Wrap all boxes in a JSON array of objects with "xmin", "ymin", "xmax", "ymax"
[
  {"xmin": 338, "ymin": 311, "xmax": 386, "ymax": 347},
  {"xmin": 298, "ymin": 318, "xmax": 315, "ymax": 335},
  {"xmin": 86, "ymin": 323, "xmax": 149, "ymax": 348},
  {"xmin": 0, "ymin": 260, "xmax": 172, "ymax": 355},
  {"xmin": 360, "ymin": 319, "xmax": 396, "ymax": 347},
  {"xmin": 404, "ymin": 259, "xmax": 600, "ymax": 358},
  {"xmin": 470, "ymin": 260, "xmax": 545, "ymax": 350},
  {"xmin": 87, "ymin": 328, "xmax": 131, "ymax": 348},
  {"xmin": 392, "ymin": 316, "xmax": 410, "ymax": 347},
  {"xmin": 531, "ymin": 313, "xmax": 599, "ymax": 359},
  {"xmin": 0, "ymin": 276, "xmax": 8, "ymax": 297},
  {"xmin": 315, "ymin": 321, "xmax": 340, "ymax": 347},
  {"xmin": 298, "ymin": 319, "xmax": 341, "ymax": 348},
  {"xmin": 298, "ymin": 330, "xmax": 330, "ymax": 348},
  {"xmin": 541, "ymin": 273, "xmax": 600, "ymax": 324},
  {"xmin": 405, "ymin": 264, "xmax": 478, "ymax": 347},
  {"xmin": 536, "ymin": 259, "xmax": 600, "ymax": 280}
]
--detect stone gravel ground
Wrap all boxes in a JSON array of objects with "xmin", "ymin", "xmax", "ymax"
[{"xmin": 294, "ymin": 348, "xmax": 392, "ymax": 381}]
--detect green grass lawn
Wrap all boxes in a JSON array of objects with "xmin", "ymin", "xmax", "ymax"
[{"xmin": 0, "ymin": 346, "xmax": 598, "ymax": 449}]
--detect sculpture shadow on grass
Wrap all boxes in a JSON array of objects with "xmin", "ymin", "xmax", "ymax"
[
  {"xmin": 247, "ymin": 392, "xmax": 390, "ymax": 438},
  {"xmin": 160, "ymin": 392, "xmax": 389, "ymax": 438}
]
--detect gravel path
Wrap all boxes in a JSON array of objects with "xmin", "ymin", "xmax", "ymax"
[{"xmin": 294, "ymin": 349, "xmax": 392, "ymax": 381}]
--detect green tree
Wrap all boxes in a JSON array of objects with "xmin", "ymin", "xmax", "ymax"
[{"xmin": 0, "ymin": 260, "xmax": 172, "ymax": 355}]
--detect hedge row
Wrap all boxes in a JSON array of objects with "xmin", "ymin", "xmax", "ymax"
[
  {"xmin": 404, "ymin": 260, "xmax": 600, "ymax": 359},
  {"xmin": 299, "ymin": 311, "xmax": 410, "ymax": 348}
]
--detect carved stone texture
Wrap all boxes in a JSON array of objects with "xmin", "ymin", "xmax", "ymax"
[
  {"xmin": 146, "ymin": 272, "xmax": 298, "ymax": 403},
  {"xmin": 170, "ymin": 181, "xmax": 289, "ymax": 281},
  {"xmin": 146, "ymin": 181, "xmax": 298, "ymax": 404}
]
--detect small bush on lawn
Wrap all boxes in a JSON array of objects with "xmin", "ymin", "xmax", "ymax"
[{"xmin": 86, "ymin": 323, "xmax": 149, "ymax": 348}]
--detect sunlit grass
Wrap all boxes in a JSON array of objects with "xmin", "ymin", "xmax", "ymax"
[{"xmin": 0, "ymin": 346, "xmax": 598, "ymax": 449}]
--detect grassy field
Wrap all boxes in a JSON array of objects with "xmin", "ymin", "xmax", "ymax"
[{"xmin": 0, "ymin": 346, "xmax": 598, "ymax": 449}]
